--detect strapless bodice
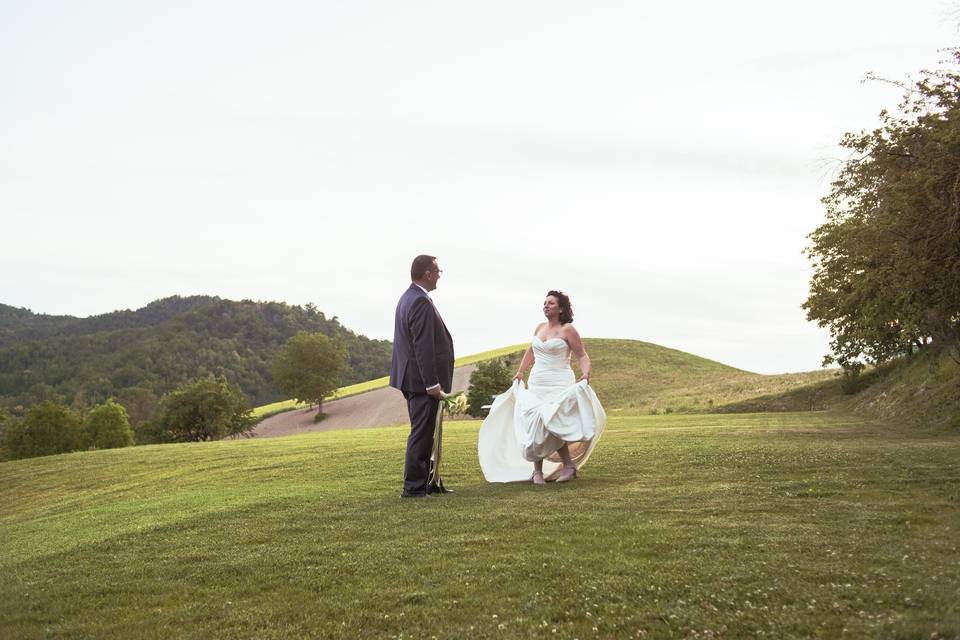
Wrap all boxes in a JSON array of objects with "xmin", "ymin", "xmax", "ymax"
[{"xmin": 531, "ymin": 336, "xmax": 571, "ymax": 371}]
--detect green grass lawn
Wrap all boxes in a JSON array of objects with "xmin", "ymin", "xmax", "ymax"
[{"xmin": 2, "ymin": 412, "xmax": 957, "ymax": 639}]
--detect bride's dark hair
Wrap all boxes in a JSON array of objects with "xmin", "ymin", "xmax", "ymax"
[{"xmin": 547, "ymin": 290, "xmax": 574, "ymax": 325}]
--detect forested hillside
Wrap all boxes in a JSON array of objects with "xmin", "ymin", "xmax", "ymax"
[{"xmin": 0, "ymin": 296, "xmax": 391, "ymax": 411}]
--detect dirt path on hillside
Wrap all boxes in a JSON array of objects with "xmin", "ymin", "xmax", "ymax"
[{"xmin": 253, "ymin": 364, "xmax": 479, "ymax": 438}]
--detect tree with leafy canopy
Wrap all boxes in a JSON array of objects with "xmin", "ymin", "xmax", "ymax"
[
  {"xmin": 83, "ymin": 399, "xmax": 134, "ymax": 449},
  {"xmin": 466, "ymin": 358, "xmax": 513, "ymax": 417},
  {"xmin": 3, "ymin": 400, "xmax": 83, "ymax": 460},
  {"xmin": 803, "ymin": 49, "xmax": 960, "ymax": 372},
  {"xmin": 271, "ymin": 331, "xmax": 349, "ymax": 416},
  {"xmin": 150, "ymin": 376, "xmax": 255, "ymax": 442}
]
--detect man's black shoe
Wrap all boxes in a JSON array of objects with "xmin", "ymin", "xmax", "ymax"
[{"xmin": 401, "ymin": 492, "xmax": 431, "ymax": 499}]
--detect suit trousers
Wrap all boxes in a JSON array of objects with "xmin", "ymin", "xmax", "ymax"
[{"xmin": 402, "ymin": 391, "xmax": 440, "ymax": 496}]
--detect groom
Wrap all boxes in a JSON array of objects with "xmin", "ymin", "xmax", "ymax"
[{"xmin": 390, "ymin": 254, "xmax": 455, "ymax": 498}]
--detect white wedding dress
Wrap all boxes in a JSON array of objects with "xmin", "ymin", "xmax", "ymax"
[{"xmin": 478, "ymin": 336, "xmax": 606, "ymax": 482}]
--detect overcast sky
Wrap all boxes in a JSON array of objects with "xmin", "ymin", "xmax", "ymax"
[{"xmin": 1, "ymin": 1, "xmax": 957, "ymax": 373}]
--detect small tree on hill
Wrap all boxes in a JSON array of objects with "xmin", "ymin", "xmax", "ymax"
[
  {"xmin": 466, "ymin": 358, "xmax": 513, "ymax": 417},
  {"xmin": 151, "ymin": 376, "xmax": 255, "ymax": 442},
  {"xmin": 83, "ymin": 399, "xmax": 134, "ymax": 449},
  {"xmin": 3, "ymin": 400, "xmax": 83, "ymax": 460},
  {"xmin": 271, "ymin": 332, "xmax": 349, "ymax": 416}
]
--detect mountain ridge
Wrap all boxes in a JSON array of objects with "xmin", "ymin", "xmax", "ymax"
[
  {"xmin": 0, "ymin": 295, "xmax": 392, "ymax": 410},
  {"xmin": 0, "ymin": 296, "xmax": 261, "ymax": 346}
]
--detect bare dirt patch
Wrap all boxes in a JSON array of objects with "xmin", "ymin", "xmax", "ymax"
[{"xmin": 253, "ymin": 364, "xmax": 478, "ymax": 438}]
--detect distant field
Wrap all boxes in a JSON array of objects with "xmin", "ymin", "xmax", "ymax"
[{"xmin": 2, "ymin": 412, "xmax": 957, "ymax": 638}]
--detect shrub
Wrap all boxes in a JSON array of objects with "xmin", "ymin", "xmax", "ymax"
[
  {"xmin": 840, "ymin": 363, "xmax": 866, "ymax": 395},
  {"xmin": 151, "ymin": 376, "xmax": 255, "ymax": 442},
  {"xmin": 466, "ymin": 358, "xmax": 513, "ymax": 417},
  {"xmin": 83, "ymin": 400, "xmax": 134, "ymax": 449},
  {"xmin": 3, "ymin": 400, "xmax": 83, "ymax": 460}
]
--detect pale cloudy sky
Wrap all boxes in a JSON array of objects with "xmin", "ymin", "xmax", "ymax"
[{"xmin": 1, "ymin": 1, "xmax": 956, "ymax": 373}]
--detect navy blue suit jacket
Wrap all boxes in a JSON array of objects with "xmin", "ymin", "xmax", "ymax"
[{"xmin": 390, "ymin": 284, "xmax": 454, "ymax": 393}]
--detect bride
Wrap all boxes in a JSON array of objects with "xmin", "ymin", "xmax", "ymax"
[{"xmin": 477, "ymin": 290, "xmax": 606, "ymax": 485}]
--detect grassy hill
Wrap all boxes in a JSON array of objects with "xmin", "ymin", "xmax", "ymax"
[
  {"xmin": 713, "ymin": 348, "xmax": 960, "ymax": 428},
  {"xmin": 578, "ymin": 339, "xmax": 839, "ymax": 415},
  {"xmin": 253, "ymin": 339, "xmax": 840, "ymax": 418},
  {"xmin": 838, "ymin": 350, "xmax": 960, "ymax": 428},
  {"xmin": 2, "ymin": 412, "xmax": 957, "ymax": 638}
]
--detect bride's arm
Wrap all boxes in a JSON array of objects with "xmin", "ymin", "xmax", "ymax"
[
  {"xmin": 564, "ymin": 326, "xmax": 592, "ymax": 382},
  {"xmin": 513, "ymin": 347, "xmax": 534, "ymax": 381}
]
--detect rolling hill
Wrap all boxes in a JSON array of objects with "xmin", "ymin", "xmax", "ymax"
[
  {"xmin": 573, "ymin": 338, "xmax": 839, "ymax": 414},
  {"xmin": 252, "ymin": 338, "xmax": 841, "ymax": 420}
]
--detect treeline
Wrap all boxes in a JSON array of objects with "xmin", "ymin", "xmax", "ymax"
[
  {"xmin": 0, "ymin": 296, "xmax": 392, "ymax": 416},
  {"xmin": 0, "ymin": 399, "xmax": 135, "ymax": 460},
  {"xmin": 0, "ymin": 375, "xmax": 261, "ymax": 460}
]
